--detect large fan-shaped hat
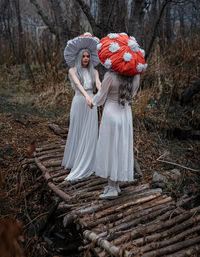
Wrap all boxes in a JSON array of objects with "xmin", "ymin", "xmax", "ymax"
[
  {"xmin": 97, "ymin": 33, "xmax": 147, "ymax": 76},
  {"xmin": 64, "ymin": 32, "xmax": 100, "ymax": 67}
]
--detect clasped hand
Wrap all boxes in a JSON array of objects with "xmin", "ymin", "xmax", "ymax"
[{"xmin": 85, "ymin": 95, "xmax": 93, "ymax": 109}]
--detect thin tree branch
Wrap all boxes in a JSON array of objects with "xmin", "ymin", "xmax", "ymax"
[
  {"xmin": 29, "ymin": 0, "xmax": 55, "ymax": 34},
  {"xmin": 157, "ymin": 151, "xmax": 200, "ymax": 172}
]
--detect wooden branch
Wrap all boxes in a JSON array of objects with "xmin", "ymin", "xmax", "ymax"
[
  {"xmin": 63, "ymin": 213, "xmax": 78, "ymax": 227},
  {"xmin": 130, "ymin": 223, "xmax": 200, "ymax": 256},
  {"xmin": 107, "ymin": 204, "xmax": 180, "ymax": 242},
  {"xmin": 125, "ymin": 212, "xmax": 200, "ymax": 249},
  {"xmin": 59, "ymin": 186, "xmax": 156, "ymax": 226},
  {"xmin": 42, "ymin": 159, "xmax": 62, "ymax": 168},
  {"xmin": 176, "ymin": 195, "xmax": 198, "ymax": 208},
  {"xmin": 38, "ymin": 153, "xmax": 63, "ymax": 162},
  {"xmin": 48, "ymin": 122, "xmax": 67, "ymax": 137},
  {"xmin": 107, "ymin": 205, "xmax": 175, "ymax": 241},
  {"xmin": 35, "ymin": 147, "xmax": 64, "ymax": 157},
  {"xmin": 24, "ymin": 212, "xmax": 49, "ymax": 229},
  {"xmin": 88, "ymin": 193, "xmax": 160, "ymax": 225},
  {"xmin": 64, "ymin": 178, "xmax": 106, "ymax": 193},
  {"xmin": 48, "ymin": 167, "xmax": 64, "ymax": 175},
  {"xmin": 68, "ymin": 182, "xmax": 151, "ymax": 203},
  {"xmin": 84, "ymin": 196, "xmax": 172, "ymax": 228},
  {"xmin": 83, "ymin": 230, "xmax": 130, "ymax": 257},
  {"xmin": 34, "ymin": 155, "xmax": 72, "ymax": 202},
  {"xmin": 57, "ymin": 203, "xmax": 77, "ymax": 211},
  {"xmin": 53, "ymin": 175, "xmax": 68, "ymax": 183},
  {"xmin": 167, "ymin": 244, "xmax": 200, "ymax": 257},
  {"xmin": 115, "ymin": 196, "xmax": 172, "ymax": 225},
  {"xmin": 58, "ymin": 175, "xmax": 97, "ymax": 188},
  {"xmin": 157, "ymin": 151, "xmax": 200, "ymax": 172},
  {"xmin": 143, "ymin": 235, "xmax": 200, "ymax": 257},
  {"xmin": 113, "ymin": 210, "xmax": 195, "ymax": 245},
  {"xmin": 116, "ymin": 199, "xmax": 174, "ymax": 226},
  {"xmin": 51, "ymin": 170, "xmax": 69, "ymax": 178}
]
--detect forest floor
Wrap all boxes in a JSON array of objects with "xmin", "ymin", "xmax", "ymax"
[{"xmin": 0, "ymin": 65, "xmax": 199, "ymax": 257}]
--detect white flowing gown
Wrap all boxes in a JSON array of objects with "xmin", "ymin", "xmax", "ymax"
[
  {"xmin": 62, "ymin": 68, "xmax": 98, "ymax": 180},
  {"xmin": 92, "ymin": 72, "xmax": 140, "ymax": 182}
]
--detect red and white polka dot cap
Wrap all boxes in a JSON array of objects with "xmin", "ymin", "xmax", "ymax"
[{"xmin": 97, "ymin": 33, "xmax": 147, "ymax": 76}]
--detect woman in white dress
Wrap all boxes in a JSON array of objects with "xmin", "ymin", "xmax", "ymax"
[
  {"xmin": 92, "ymin": 71, "xmax": 140, "ymax": 199},
  {"xmin": 91, "ymin": 32, "xmax": 147, "ymax": 199},
  {"xmin": 62, "ymin": 46, "xmax": 101, "ymax": 181}
]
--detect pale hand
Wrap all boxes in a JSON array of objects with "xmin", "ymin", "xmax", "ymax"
[{"xmin": 85, "ymin": 95, "xmax": 93, "ymax": 109}]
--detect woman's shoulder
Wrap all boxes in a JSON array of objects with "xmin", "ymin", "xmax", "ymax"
[
  {"xmin": 104, "ymin": 71, "xmax": 116, "ymax": 80},
  {"xmin": 69, "ymin": 67, "xmax": 75, "ymax": 74}
]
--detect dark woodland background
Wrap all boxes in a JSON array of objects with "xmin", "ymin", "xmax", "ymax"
[{"xmin": 0, "ymin": 0, "xmax": 200, "ymax": 257}]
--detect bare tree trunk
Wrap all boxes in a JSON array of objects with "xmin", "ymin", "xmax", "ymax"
[
  {"xmin": 113, "ymin": 0, "xmax": 127, "ymax": 33},
  {"xmin": 145, "ymin": 0, "xmax": 172, "ymax": 60},
  {"xmin": 2, "ymin": 0, "xmax": 16, "ymax": 61},
  {"xmin": 76, "ymin": 0, "xmax": 103, "ymax": 37},
  {"xmin": 13, "ymin": 0, "xmax": 24, "ymax": 63},
  {"xmin": 165, "ymin": 2, "xmax": 171, "ymax": 45},
  {"xmin": 128, "ymin": 0, "xmax": 147, "ymax": 44},
  {"xmin": 178, "ymin": 6, "xmax": 185, "ymax": 38},
  {"xmin": 171, "ymin": 4, "xmax": 177, "ymax": 40},
  {"xmin": 69, "ymin": 1, "xmax": 82, "ymax": 36},
  {"xmin": 49, "ymin": 0, "xmax": 70, "ymax": 47},
  {"xmin": 29, "ymin": 0, "xmax": 56, "ymax": 35},
  {"xmin": 77, "ymin": 0, "xmax": 127, "ymax": 37}
]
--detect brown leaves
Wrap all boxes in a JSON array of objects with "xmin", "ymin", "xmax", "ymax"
[
  {"xmin": 0, "ymin": 169, "xmax": 5, "ymax": 187},
  {"xmin": 0, "ymin": 218, "xmax": 25, "ymax": 257},
  {"xmin": 26, "ymin": 137, "xmax": 36, "ymax": 158}
]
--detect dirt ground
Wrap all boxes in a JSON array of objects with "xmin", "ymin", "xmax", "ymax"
[{"xmin": 0, "ymin": 65, "xmax": 199, "ymax": 256}]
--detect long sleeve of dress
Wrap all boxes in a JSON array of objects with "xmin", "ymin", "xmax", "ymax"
[{"xmin": 92, "ymin": 72, "xmax": 112, "ymax": 107}]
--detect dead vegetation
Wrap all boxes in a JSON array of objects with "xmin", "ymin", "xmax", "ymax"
[{"xmin": 0, "ymin": 37, "xmax": 199, "ymax": 256}]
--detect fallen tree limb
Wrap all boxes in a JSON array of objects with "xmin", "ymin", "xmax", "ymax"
[
  {"xmin": 34, "ymin": 154, "xmax": 73, "ymax": 202},
  {"xmin": 157, "ymin": 151, "xmax": 200, "ymax": 172}
]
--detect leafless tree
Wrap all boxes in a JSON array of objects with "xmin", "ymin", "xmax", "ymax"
[
  {"xmin": 13, "ymin": 0, "xmax": 24, "ymax": 63},
  {"xmin": 0, "ymin": 0, "xmax": 199, "ymax": 64},
  {"xmin": 128, "ymin": 0, "xmax": 148, "ymax": 44}
]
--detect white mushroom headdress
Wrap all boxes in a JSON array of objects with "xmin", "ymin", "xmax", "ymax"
[{"xmin": 64, "ymin": 32, "xmax": 100, "ymax": 67}]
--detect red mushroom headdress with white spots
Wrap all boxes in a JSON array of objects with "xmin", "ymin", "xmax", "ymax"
[
  {"xmin": 97, "ymin": 33, "xmax": 147, "ymax": 76},
  {"xmin": 64, "ymin": 32, "xmax": 100, "ymax": 67}
]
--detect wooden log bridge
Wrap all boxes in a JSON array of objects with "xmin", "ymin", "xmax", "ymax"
[{"xmin": 32, "ymin": 140, "xmax": 200, "ymax": 256}]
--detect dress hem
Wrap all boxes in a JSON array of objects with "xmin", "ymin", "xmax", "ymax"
[{"xmin": 95, "ymin": 171, "xmax": 134, "ymax": 182}]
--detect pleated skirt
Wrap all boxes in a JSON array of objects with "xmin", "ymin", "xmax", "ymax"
[
  {"xmin": 62, "ymin": 91, "xmax": 98, "ymax": 180},
  {"xmin": 94, "ymin": 100, "xmax": 134, "ymax": 182}
]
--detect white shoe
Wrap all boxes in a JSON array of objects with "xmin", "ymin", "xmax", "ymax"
[
  {"xmin": 104, "ymin": 184, "xmax": 121, "ymax": 194},
  {"xmin": 103, "ymin": 185, "xmax": 110, "ymax": 194},
  {"xmin": 115, "ymin": 183, "xmax": 121, "ymax": 194},
  {"xmin": 99, "ymin": 186, "xmax": 118, "ymax": 200}
]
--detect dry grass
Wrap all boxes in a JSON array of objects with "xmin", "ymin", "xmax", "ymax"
[
  {"xmin": 0, "ymin": 36, "xmax": 199, "ymax": 124},
  {"xmin": 131, "ymin": 36, "xmax": 200, "ymax": 127},
  {"xmin": 144, "ymin": 36, "xmax": 200, "ymax": 95}
]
